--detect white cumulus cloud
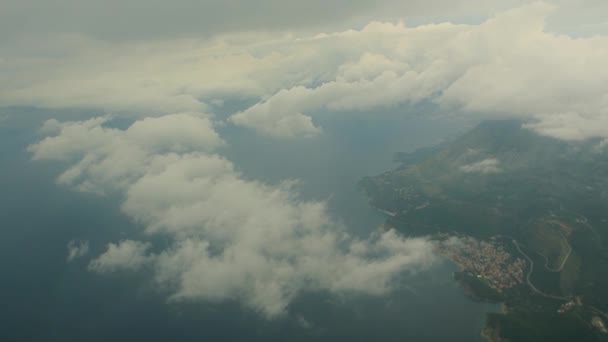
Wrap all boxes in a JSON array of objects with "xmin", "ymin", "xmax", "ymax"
[
  {"xmin": 89, "ymin": 240, "xmax": 153, "ymax": 273},
  {"xmin": 230, "ymin": 3, "xmax": 608, "ymax": 140},
  {"xmin": 1, "ymin": 3, "xmax": 607, "ymax": 140},
  {"xmin": 30, "ymin": 114, "xmax": 437, "ymax": 317}
]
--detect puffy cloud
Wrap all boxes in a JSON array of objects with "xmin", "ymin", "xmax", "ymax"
[
  {"xmin": 125, "ymin": 113, "xmax": 224, "ymax": 152},
  {"xmin": 231, "ymin": 3, "xmax": 608, "ymax": 140},
  {"xmin": 230, "ymin": 106, "xmax": 322, "ymax": 138},
  {"xmin": 31, "ymin": 114, "xmax": 436, "ymax": 317},
  {"xmin": 28, "ymin": 113, "xmax": 222, "ymax": 193},
  {"xmin": 2, "ymin": 3, "xmax": 608, "ymax": 141},
  {"xmin": 523, "ymin": 112, "xmax": 608, "ymax": 141},
  {"xmin": 89, "ymin": 240, "xmax": 153, "ymax": 273},
  {"xmin": 0, "ymin": 31, "xmax": 365, "ymax": 115},
  {"xmin": 66, "ymin": 240, "xmax": 90, "ymax": 262},
  {"xmin": 154, "ymin": 231, "xmax": 433, "ymax": 317},
  {"xmin": 460, "ymin": 158, "xmax": 502, "ymax": 174}
]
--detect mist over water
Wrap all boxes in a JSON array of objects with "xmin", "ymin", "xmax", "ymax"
[{"xmin": 0, "ymin": 108, "xmax": 498, "ymax": 341}]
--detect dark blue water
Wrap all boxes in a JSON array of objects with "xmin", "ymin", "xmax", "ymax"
[{"xmin": 0, "ymin": 107, "xmax": 497, "ymax": 341}]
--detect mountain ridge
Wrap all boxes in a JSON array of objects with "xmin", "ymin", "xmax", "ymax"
[{"xmin": 362, "ymin": 120, "xmax": 608, "ymax": 341}]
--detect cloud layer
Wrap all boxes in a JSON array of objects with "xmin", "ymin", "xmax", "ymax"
[
  {"xmin": 1, "ymin": 0, "xmax": 530, "ymax": 40},
  {"xmin": 2, "ymin": 3, "xmax": 608, "ymax": 141},
  {"xmin": 30, "ymin": 114, "xmax": 436, "ymax": 317},
  {"xmin": 230, "ymin": 3, "xmax": 608, "ymax": 139}
]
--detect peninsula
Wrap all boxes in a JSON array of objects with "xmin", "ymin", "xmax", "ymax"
[{"xmin": 361, "ymin": 121, "xmax": 608, "ymax": 341}]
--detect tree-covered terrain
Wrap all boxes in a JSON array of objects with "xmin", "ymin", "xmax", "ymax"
[{"xmin": 361, "ymin": 120, "xmax": 608, "ymax": 341}]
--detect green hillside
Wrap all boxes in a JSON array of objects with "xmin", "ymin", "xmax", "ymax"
[{"xmin": 361, "ymin": 120, "xmax": 608, "ymax": 341}]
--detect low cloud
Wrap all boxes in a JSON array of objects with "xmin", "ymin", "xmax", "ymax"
[
  {"xmin": 89, "ymin": 240, "xmax": 152, "ymax": 273},
  {"xmin": 66, "ymin": 239, "xmax": 90, "ymax": 262},
  {"xmin": 31, "ymin": 114, "xmax": 436, "ymax": 317},
  {"xmin": 460, "ymin": 158, "xmax": 502, "ymax": 174},
  {"xmin": 2, "ymin": 3, "xmax": 607, "ymax": 141},
  {"xmin": 28, "ymin": 113, "xmax": 223, "ymax": 193},
  {"xmin": 231, "ymin": 3, "xmax": 608, "ymax": 140}
]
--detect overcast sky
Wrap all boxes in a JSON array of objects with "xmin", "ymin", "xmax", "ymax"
[
  {"xmin": 1, "ymin": 0, "xmax": 607, "ymax": 41},
  {"xmin": 0, "ymin": 0, "xmax": 524, "ymax": 40}
]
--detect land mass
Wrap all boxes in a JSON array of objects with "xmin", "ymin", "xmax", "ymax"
[{"xmin": 361, "ymin": 120, "xmax": 608, "ymax": 341}]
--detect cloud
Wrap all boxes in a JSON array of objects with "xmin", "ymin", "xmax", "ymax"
[
  {"xmin": 296, "ymin": 315, "xmax": 313, "ymax": 329},
  {"xmin": 460, "ymin": 158, "xmax": 502, "ymax": 174},
  {"xmin": 28, "ymin": 113, "xmax": 223, "ymax": 193},
  {"xmin": 66, "ymin": 239, "xmax": 90, "ymax": 262},
  {"xmin": 230, "ymin": 3, "xmax": 608, "ymax": 140},
  {"xmin": 31, "ymin": 114, "xmax": 437, "ymax": 317},
  {"xmin": 230, "ymin": 106, "xmax": 322, "ymax": 138},
  {"xmin": 4, "ymin": 3, "xmax": 606, "ymax": 140},
  {"xmin": 523, "ymin": 112, "xmax": 608, "ymax": 141},
  {"xmin": 89, "ymin": 240, "xmax": 152, "ymax": 273},
  {"xmin": 17, "ymin": 0, "xmax": 608, "ymax": 319}
]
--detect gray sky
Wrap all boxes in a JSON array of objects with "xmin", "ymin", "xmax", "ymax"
[{"xmin": 4, "ymin": 0, "xmax": 603, "ymax": 41}]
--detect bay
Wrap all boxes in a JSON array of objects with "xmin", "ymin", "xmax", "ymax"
[{"xmin": 0, "ymin": 107, "xmax": 499, "ymax": 341}]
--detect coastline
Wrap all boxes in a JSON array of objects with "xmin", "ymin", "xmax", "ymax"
[{"xmin": 437, "ymin": 253, "xmax": 506, "ymax": 341}]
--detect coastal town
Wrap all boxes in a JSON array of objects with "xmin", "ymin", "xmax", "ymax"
[
  {"xmin": 361, "ymin": 120, "xmax": 608, "ymax": 340},
  {"xmin": 435, "ymin": 235, "xmax": 526, "ymax": 293}
]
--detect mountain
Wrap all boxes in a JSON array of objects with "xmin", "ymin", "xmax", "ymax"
[{"xmin": 361, "ymin": 120, "xmax": 608, "ymax": 341}]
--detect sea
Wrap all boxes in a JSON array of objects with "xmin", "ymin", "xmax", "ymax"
[{"xmin": 0, "ymin": 106, "xmax": 499, "ymax": 341}]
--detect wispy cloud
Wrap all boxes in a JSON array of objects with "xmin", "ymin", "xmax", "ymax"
[
  {"xmin": 460, "ymin": 158, "xmax": 502, "ymax": 174},
  {"xmin": 66, "ymin": 240, "xmax": 90, "ymax": 262}
]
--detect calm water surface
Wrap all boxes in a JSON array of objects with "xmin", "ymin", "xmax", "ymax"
[{"xmin": 0, "ymin": 108, "xmax": 498, "ymax": 341}]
